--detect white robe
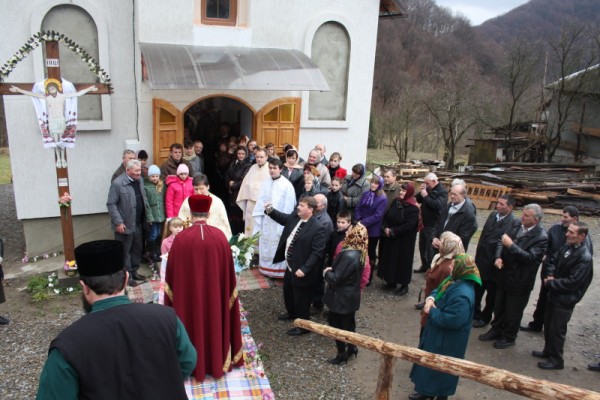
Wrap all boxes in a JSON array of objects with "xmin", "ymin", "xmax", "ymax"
[
  {"xmin": 178, "ymin": 192, "xmax": 232, "ymax": 240},
  {"xmin": 253, "ymin": 176, "xmax": 296, "ymax": 278},
  {"xmin": 236, "ymin": 163, "xmax": 270, "ymax": 235}
]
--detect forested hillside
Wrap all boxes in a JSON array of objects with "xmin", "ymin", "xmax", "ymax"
[{"xmin": 371, "ymin": 0, "xmax": 600, "ymax": 167}]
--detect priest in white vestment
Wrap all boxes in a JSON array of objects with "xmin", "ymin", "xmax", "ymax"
[
  {"xmin": 253, "ymin": 158, "xmax": 296, "ymax": 278},
  {"xmin": 179, "ymin": 174, "xmax": 232, "ymax": 239},
  {"xmin": 236, "ymin": 149, "xmax": 270, "ymax": 235}
]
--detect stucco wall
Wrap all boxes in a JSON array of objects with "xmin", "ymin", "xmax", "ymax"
[{"xmin": 3, "ymin": 0, "xmax": 380, "ymax": 253}]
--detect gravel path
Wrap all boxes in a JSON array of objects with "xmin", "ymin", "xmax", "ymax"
[{"xmin": 1, "ymin": 183, "xmax": 599, "ymax": 399}]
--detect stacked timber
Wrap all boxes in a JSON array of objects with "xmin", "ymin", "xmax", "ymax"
[{"xmin": 376, "ymin": 161, "xmax": 600, "ymax": 214}]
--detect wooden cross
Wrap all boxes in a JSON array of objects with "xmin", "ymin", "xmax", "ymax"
[{"xmin": 0, "ymin": 40, "xmax": 111, "ymax": 263}]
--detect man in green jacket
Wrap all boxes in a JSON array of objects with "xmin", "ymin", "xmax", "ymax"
[{"xmin": 36, "ymin": 240, "xmax": 196, "ymax": 400}]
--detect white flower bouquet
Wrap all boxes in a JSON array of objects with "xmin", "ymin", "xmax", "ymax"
[{"xmin": 229, "ymin": 232, "xmax": 260, "ymax": 273}]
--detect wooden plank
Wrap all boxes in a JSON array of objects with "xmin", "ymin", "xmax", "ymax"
[
  {"xmin": 572, "ymin": 123, "xmax": 600, "ymax": 138},
  {"xmin": 567, "ymin": 188, "xmax": 600, "ymax": 201},
  {"xmin": 375, "ymin": 354, "xmax": 395, "ymax": 400}
]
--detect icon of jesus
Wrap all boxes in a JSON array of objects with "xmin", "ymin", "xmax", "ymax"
[{"xmin": 10, "ymin": 78, "xmax": 97, "ymax": 168}]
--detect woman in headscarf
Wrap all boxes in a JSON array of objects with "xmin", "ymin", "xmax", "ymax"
[
  {"xmin": 323, "ymin": 223, "xmax": 368, "ymax": 365},
  {"xmin": 341, "ymin": 164, "xmax": 369, "ymax": 215},
  {"xmin": 409, "ymin": 253, "xmax": 481, "ymax": 400},
  {"xmin": 415, "ymin": 231, "xmax": 465, "ymax": 313},
  {"xmin": 281, "ymin": 148, "xmax": 305, "ymax": 199},
  {"xmin": 354, "ymin": 174, "xmax": 387, "ymax": 285},
  {"xmin": 377, "ymin": 182, "xmax": 420, "ymax": 296}
]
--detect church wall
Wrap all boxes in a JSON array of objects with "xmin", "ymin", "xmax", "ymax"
[
  {"xmin": 2, "ymin": 0, "xmax": 137, "ymax": 253},
  {"xmin": 3, "ymin": 0, "xmax": 380, "ymax": 254}
]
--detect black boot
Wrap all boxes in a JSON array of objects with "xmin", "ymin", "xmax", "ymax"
[
  {"xmin": 347, "ymin": 345, "xmax": 359, "ymax": 359},
  {"xmin": 145, "ymin": 241, "xmax": 155, "ymax": 264},
  {"xmin": 328, "ymin": 352, "xmax": 348, "ymax": 365}
]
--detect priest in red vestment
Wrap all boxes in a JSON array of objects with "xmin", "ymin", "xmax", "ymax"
[{"xmin": 164, "ymin": 194, "xmax": 243, "ymax": 381}]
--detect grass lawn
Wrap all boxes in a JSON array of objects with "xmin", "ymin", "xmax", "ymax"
[{"xmin": 0, "ymin": 149, "xmax": 11, "ymax": 184}]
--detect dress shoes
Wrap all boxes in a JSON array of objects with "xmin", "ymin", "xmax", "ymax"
[
  {"xmin": 538, "ymin": 360, "xmax": 563, "ymax": 370},
  {"xmin": 0, "ymin": 315, "xmax": 9, "ymax": 325},
  {"xmin": 519, "ymin": 324, "xmax": 542, "ymax": 333},
  {"xmin": 396, "ymin": 285, "xmax": 409, "ymax": 296},
  {"xmin": 472, "ymin": 319, "xmax": 488, "ymax": 328},
  {"xmin": 286, "ymin": 327, "xmax": 310, "ymax": 336},
  {"xmin": 493, "ymin": 338, "xmax": 516, "ymax": 349},
  {"xmin": 131, "ymin": 272, "xmax": 147, "ymax": 281},
  {"xmin": 414, "ymin": 302, "xmax": 424, "ymax": 311},
  {"xmin": 413, "ymin": 266, "xmax": 428, "ymax": 273},
  {"xmin": 408, "ymin": 393, "xmax": 433, "ymax": 400},
  {"xmin": 277, "ymin": 313, "xmax": 293, "ymax": 321},
  {"xmin": 478, "ymin": 329, "xmax": 502, "ymax": 342},
  {"xmin": 531, "ymin": 350, "xmax": 549, "ymax": 358},
  {"xmin": 588, "ymin": 363, "xmax": 600, "ymax": 371}
]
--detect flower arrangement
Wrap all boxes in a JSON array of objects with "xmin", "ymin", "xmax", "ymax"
[
  {"xmin": 22, "ymin": 251, "xmax": 62, "ymax": 263},
  {"xmin": 26, "ymin": 272, "xmax": 81, "ymax": 302},
  {"xmin": 64, "ymin": 260, "xmax": 77, "ymax": 276},
  {"xmin": 229, "ymin": 232, "xmax": 260, "ymax": 273},
  {"xmin": 58, "ymin": 192, "xmax": 72, "ymax": 208},
  {"xmin": 0, "ymin": 30, "xmax": 112, "ymax": 90}
]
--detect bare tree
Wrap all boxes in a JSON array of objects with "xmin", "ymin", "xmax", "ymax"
[
  {"xmin": 544, "ymin": 22, "xmax": 598, "ymax": 162},
  {"xmin": 422, "ymin": 63, "xmax": 479, "ymax": 170},
  {"xmin": 500, "ymin": 38, "xmax": 542, "ymax": 141}
]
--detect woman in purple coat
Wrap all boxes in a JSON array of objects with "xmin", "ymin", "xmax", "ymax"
[{"xmin": 354, "ymin": 174, "xmax": 387, "ymax": 285}]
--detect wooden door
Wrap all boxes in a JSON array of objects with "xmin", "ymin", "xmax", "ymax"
[
  {"xmin": 153, "ymin": 99, "xmax": 183, "ymax": 165},
  {"xmin": 255, "ymin": 97, "xmax": 301, "ymax": 155}
]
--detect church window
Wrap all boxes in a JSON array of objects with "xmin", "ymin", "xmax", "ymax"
[{"xmin": 200, "ymin": 0, "xmax": 237, "ymax": 26}]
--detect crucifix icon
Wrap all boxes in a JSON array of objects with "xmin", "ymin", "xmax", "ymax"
[{"xmin": 0, "ymin": 38, "xmax": 112, "ymax": 264}]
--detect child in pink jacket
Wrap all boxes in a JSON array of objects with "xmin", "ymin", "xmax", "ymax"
[{"xmin": 165, "ymin": 164, "xmax": 193, "ymax": 218}]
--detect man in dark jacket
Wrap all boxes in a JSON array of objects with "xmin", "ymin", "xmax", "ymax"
[
  {"xmin": 522, "ymin": 205, "xmax": 592, "ymax": 332},
  {"xmin": 415, "ymin": 173, "xmax": 448, "ymax": 273},
  {"xmin": 532, "ymin": 222, "xmax": 593, "ymax": 370},
  {"xmin": 432, "ymin": 180, "xmax": 477, "ymax": 252},
  {"xmin": 265, "ymin": 196, "xmax": 327, "ymax": 336},
  {"xmin": 479, "ymin": 203, "xmax": 548, "ymax": 349},
  {"xmin": 312, "ymin": 194, "xmax": 335, "ymax": 311},
  {"xmin": 473, "ymin": 194, "xmax": 518, "ymax": 328},
  {"xmin": 36, "ymin": 240, "xmax": 196, "ymax": 400},
  {"xmin": 160, "ymin": 143, "xmax": 193, "ymax": 181}
]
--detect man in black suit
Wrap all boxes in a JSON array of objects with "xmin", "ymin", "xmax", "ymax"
[
  {"xmin": 432, "ymin": 179, "xmax": 477, "ymax": 252},
  {"xmin": 265, "ymin": 196, "xmax": 327, "ymax": 336},
  {"xmin": 415, "ymin": 173, "xmax": 448, "ymax": 273},
  {"xmin": 473, "ymin": 194, "xmax": 518, "ymax": 328},
  {"xmin": 532, "ymin": 222, "xmax": 593, "ymax": 370},
  {"xmin": 479, "ymin": 203, "xmax": 548, "ymax": 349}
]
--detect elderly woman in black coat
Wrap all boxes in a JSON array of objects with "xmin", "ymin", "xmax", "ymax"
[{"xmin": 323, "ymin": 223, "xmax": 368, "ymax": 365}]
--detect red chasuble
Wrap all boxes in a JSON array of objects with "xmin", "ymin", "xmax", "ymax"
[{"xmin": 165, "ymin": 220, "xmax": 244, "ymax": 381}]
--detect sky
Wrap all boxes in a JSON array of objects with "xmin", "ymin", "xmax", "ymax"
[{"xmin": 435, "ymin": 0, "xmax": 530, "ymax": 26}]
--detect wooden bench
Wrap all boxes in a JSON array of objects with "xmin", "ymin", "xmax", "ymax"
[{"xmin": 466, "ymin": 183, "xmax": 511, "ymax": 210}]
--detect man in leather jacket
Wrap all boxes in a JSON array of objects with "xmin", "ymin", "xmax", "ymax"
[{"xmin": 532, "ymin": 222, "xmax": 593, "ymax": 370}]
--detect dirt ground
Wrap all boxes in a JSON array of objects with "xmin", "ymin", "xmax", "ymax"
[
  {"xmin": 1, "ymin": 187, "xmax": 600, "ymax": 398},
  {"xmin": 346, "ymin": 210, "xmax": 600, "ymax": 399}
]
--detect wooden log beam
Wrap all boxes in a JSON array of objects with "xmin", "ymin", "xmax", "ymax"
[
  {"xmin": 375, "ymin": 354, "xmax": 395, "ymax": 400},
  {"xmin": 294, "ymin": 319, "xmax": 600, "ymax": 400},
  {"xmin": 567, "ymin": 188, "xmax": 600, "ymax": 201},
  {"xmin": 0, "ymin": 82, "xmax": 112, "ymax": 95}
]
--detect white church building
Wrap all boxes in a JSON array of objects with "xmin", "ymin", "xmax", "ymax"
[{"xmin": 1, "ymin": 0, "xmax": 403, "ymax": 254}]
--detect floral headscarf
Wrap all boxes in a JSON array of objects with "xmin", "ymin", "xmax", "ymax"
[
  {"xmin": 342, "ymin": 222, "xmax": 368, "ymax": 264},
  {"xmin": 434, "ymin": 253, "xmax": 481, "ymax": 301},
  {"xmin": 430, "ymin": 231, "xmax": 464, "ymax": 270}
]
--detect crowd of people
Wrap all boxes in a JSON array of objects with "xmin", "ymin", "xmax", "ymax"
[{"xmin": 32, "ymin": 135, "xmax": 596, "ymax": 399}]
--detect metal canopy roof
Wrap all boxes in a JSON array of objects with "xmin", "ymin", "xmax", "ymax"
[{"xmin": 139, "ymin": 42, "xmax": 330, "ymax": 91}]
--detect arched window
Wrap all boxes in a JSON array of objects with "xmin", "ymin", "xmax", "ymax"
[
  {"xmin": 42, "ymin": 5, "xmax": 101, "ymax": 120},
  {"xmin": 309, "ymin": 22, "xmax": 350, "ymax": 121}
]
